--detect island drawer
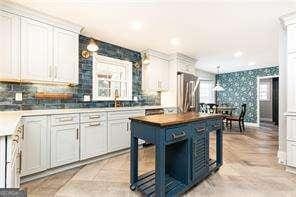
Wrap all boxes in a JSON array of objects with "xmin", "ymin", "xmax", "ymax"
[
  {"xmin": 192, "ymin": 121, "xmax": 207, "ymax": 133},
  {"xmin": 165, "ymin": 126, "xmax": 188, "ymax": 142},
  {"xmin": 51, "ymin": 114, "xmax": 79, "ymax": 126},
  {"xmin": 80, "ymin": 112, "xmax": 107, "ymax": 123}
]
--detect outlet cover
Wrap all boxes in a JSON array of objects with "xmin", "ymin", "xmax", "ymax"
[
  {"xmin": 83, "ymin": 95, "xmax": 91, "ymax": 102},
  {"xmin": 15, "ymin": 92, "xmax": 22, "ymax": 101}
]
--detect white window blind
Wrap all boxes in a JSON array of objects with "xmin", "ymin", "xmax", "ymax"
[{"xmin": 199, "ymin": 80, "xmax": 215, "ymax": 103}]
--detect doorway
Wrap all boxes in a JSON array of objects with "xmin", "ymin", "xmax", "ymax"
[{"xmin": 257, "ymin": 76, "xmax": 279, "ymax": 128}]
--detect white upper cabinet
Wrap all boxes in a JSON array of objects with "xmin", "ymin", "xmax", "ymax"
[
  {"xmin": 287, "ymin": 24, "xmax": 296, "ymax": 53},
  {"xmin": 21, "ymin": 17, "xmax": 53, "ymax": 82},
  {"xmin": 287, "ymin": 53, "xmax": 296, "ymax": 112},
  {"xmin": 0, "ymin": 10, "xmax": 20, "ymax": 81},
  {"xmin": 141, "ymin": 49, "xmax": 169, "ymax": 92},
  {"xmin": 53, "ymin": 28, "xmax": 79, "ymax": 84}
]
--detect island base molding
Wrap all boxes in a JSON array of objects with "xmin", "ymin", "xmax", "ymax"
[{"xmin": 21, "ymin": 148, "xmax": 131, "ymax": 183}]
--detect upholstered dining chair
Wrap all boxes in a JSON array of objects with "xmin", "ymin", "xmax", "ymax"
[{"xmin": 225, "ymin": 104, "xmax": 246, "ymax": 133}]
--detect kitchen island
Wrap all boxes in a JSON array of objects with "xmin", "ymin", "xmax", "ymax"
[{"xmin": 129, "ymin": 112, "xmax": 223, "ymax": 197}]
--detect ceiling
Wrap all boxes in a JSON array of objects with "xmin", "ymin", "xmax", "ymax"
[{"xmin": 10, "ymin": 0, "xmax": 296, "ymax": 73}]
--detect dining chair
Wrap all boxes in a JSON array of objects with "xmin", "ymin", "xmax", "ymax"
[{"xmin": 225, "ymin": 104, "xmax": 246, "ymax": 132}]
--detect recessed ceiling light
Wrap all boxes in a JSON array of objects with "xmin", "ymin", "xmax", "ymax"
[
  {"xmin": 234, "ymin": 51, "xmax": 243, "ymax": 58},
  {"xmin": 170, "ymin": 37, "xmax": 180, "ymax": 46},
  {"xmin": 248, "ymin": 62, "xmax": 256, "ymax": 66},
  {"xmin": 130, "ymin": 21, "xmax": 142, "ymax": 30}
]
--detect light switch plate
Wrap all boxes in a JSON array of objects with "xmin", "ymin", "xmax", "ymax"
[
  {"xmin": 15, "ymin": 92, "xmax": 22, "ymax": 101},
  {"xmin": 83, "ymin": 95, "xmax": 91, "ymax": 102}
]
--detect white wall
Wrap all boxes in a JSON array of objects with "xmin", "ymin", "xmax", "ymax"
[{"xmin": 196, "ymin": 68, "xmax": 215, "ymax": 81}]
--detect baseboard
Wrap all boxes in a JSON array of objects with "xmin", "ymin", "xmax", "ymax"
[
  {"xmin": 260, "ymin": 118, "xmax": 273, "ymax": 122},
  {"xmin": 277, "ymin": 150, "xmax": 287, "ymax": 165},
  {"xmin": 245, "ymin": 122, "xmax": 259, "ymax": 127},
  {"xmin": 20, "ymin": 148, "xmax": 132, "ymax": 184},
  {"xmin": 286, "ymin": 166, "xmax": 296, "ymax": 174}
]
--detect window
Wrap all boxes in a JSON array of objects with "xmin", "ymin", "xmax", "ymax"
[
  {"xmin": 92, "ymin": 54, "xmax": 132, "ymax": 101},
  {"xmin": 199, "ymin": 80, "xmax": 215, "ymax": 103},
  {"xmin": 259, "ymin": 81, "xmax": 271, "ymax": 101}
]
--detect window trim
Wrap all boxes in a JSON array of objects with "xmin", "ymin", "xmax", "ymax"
[
  {"xmin": 199, "ymin": 80, "xmax": 215, "ymax": 104},
  {"xmin": 92, "ymin": 54, "xmax": 132, "ymax": 101}
]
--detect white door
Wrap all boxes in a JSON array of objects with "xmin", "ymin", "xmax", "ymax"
[
  {"xmin": 287, "ymin": 53, "xmax": 296, "ymax": 112},
  {"xmin": 0, "ymin": 11, "xmax": 20, "ymax": 81},
  {"xmin": 51, "ymin": 124, "xmax": 79, "ymax": 167},
  {"xmin": 22, "ymin": 116, "xmax": 48, "ymax": 176},
  {"xmin": 108, "ymin": 119, "xmax": 130, "ymax": 152},
  {"xmin": 80, "ymin": 121, "xmax": 107, "ymax": 160},
  {"xmin": 53, "ymin": 28, "xmax": 79, "ymax": 84},
  {"xmin": 21, "ymin": 17, "xmax": 53, "ymax": 82}
]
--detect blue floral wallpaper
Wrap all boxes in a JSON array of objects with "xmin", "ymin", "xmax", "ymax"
[
  {"xmin": 216, "ymin": 66, "xmax": 279, "ymax": 123},
  {"xmin": 0, "ymin": 35, "xmax": 160, "ymax": 111}
]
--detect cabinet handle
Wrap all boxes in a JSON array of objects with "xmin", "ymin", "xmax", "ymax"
[
  {"xmin": 214, "ymin": 124, "xmax": 220, "ymax": 128},
  {"xmin": 127, "ymin": 122, "xmax": 130, "ymax": 131},
  {"xmin": 76, "ymin": 128, "xmax": 79, "ymax": 140},
  {"xmin": 89, "ymin": 115, "xmax": 100, "ymax": 119},
  {"xmin": 58, "ymin": 117, "xmax": 74, "ymax": 122},
  {"xmin": 18, "ymin": 151, "xmax": 22, "ymax": 174},
  {"xmin": 22, "ymin": 125, "xmax": 24, "ymax": 140},
  {"xmin": 172, "ymin": 131, "xmax": 186, "ymax": 141},
  {"xmin": 196, "ymin": 128, "xmax": 206, "ymax": 132},
  {"xmin": 87, "ymin": 123, "xmax": 101, "ymax": 127}
]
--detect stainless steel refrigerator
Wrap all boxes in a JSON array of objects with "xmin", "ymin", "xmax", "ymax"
[{"xmin": 177, "ymin": 72, "xmax": 200, "ymax": 113}]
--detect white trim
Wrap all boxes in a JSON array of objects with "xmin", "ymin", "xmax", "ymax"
[
  {"xmin": 279, "ymin": 11, "xmax": 296, "ymax": 27},
  {"xmin": 0, "ymin": 0, "xmax": 82, "ymax": 34},
  {"xmin": 169, "ymin": 52, "xmax": 197, "ymax": 64},
  {"xmin": 245, "ymin": 122, "xmax": 259, "ymax": 127},
  {"xmin": 141, "ymin": 49, "xmax": 169, "ymax": 61},
  {"xmin": 277, "ymin": 150, "xmax": 287, "ymax": 164},
  {"xmin": 286, "ymin": 166, "xmax": 296, "ymax": 174},
  {"xmin": 256, "ymin": 75, "xmax": 279, "ymax": 126}
]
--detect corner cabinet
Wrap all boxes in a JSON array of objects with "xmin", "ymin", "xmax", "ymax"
[
  {"xmin": 53, "ymin": 28, "xmax": 79, "ymax": 84},
  {"xmin": 21, "ymin": 18, "xmax": 53, "ymax": 82},
  {"xmin": 22, "ymin": 116, "xmax": 49, "ymax": 176},
  {"xmin": 0, "ymin": 10, "xmax": 20, "ymax": 81}
]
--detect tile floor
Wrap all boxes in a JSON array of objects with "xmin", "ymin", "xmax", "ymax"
[{"xmin": 21, "ymin": 125, "xmax": 296, "ymax": 197}]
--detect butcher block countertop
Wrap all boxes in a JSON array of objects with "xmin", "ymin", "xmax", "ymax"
[{"xmin": 130, "ymin": 112, "xmax": 223, "ymax": 127}]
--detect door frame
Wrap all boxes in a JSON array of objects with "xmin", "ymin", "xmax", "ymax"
[{"xmin": 256, "ymin": 75, "xmax": 279, "ymax": 126}]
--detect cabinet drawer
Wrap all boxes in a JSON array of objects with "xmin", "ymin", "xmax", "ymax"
[
  {"xmin": 80, "ymin": 112, "xmax": 107, "ymax": 123},
  {"xmin": 108, "ymin": 110, "xmax": 145, "ymax": 121},
  {"xmin": 192, "ymin": 121, "xmax": 206, "ymax": 133},
  {"xmin": 165, "ymin": 126, "xmax": 188, "ymax": 142},
  {"xmin": 207, "ymin": 119, "xmax": 222, "ymax": 130},
  {"xmin": 51, "ymin": 114, "xmax": 79, "ymax": 126}
]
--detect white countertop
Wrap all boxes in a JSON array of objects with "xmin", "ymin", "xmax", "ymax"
[{"xmin": 0, "ymin": 105, "xmax": 162, "ymax": 137}]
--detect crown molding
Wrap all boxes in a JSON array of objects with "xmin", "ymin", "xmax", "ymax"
[
  {"xmin": 169, "ymin": 53, "xmax": 197, "ymax": 64},
  {"xmin": 141, "ymin": 49, "xmax": 170, "ymax": 61},
  {"xmin": 279, "ymin": 11, "xmax": 296, "ymax": 27},
  {"xmin": 0, "ymin": 0, "xmax": 83, "ymax": 34}
]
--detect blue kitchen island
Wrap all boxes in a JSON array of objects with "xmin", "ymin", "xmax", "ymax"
[{"xmin": 129, "ymin": 112, "xmax": 223, "ymax": 197}]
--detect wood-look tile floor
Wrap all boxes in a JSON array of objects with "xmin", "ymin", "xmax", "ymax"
[{"xmin": 21, "ymin": 125, "xmax": 296, "ymax": 197}]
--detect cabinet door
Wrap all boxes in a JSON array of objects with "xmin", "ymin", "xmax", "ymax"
[
  {"xmin": 21, "ymin": 17, "xmax": 53, "ymax": 82},
  {"xmin": 191, "ymin": 125, "xmax": 209, "ymax": 181},
  {"xmin": 287, "ymin": 141, "xmax": 296, "ymax": 167},
  {"xmin": 287, "ymin": 116, "xmax": 296, "ymax": 141},
  {"xmin": 80, "ymin": 121, "xmax": 107, "ymax": 160},
  {"xmin": 287, "ymin": 53, "xmax": 296, "ymax": 112},
  {"xmin": 22, "ymin": 116, "xmax": 48, "ymax": 176},
  {"xmin": 53, "ymin": 28, "xmax": 79, "ymax": 84},
  {"xmin": 108, "ymin": 119, "xmax": 130, "ymax": 152},
  {"xmin": 0, "ymin": 11, "xmax": 20, "ymax": 81},
  {"xmin": 51, "ymin": 124, "xmax": 79, "ymax": 167},
  {"xmin": 287, "ymin": 24, "xmax": 296, "ymax": 53}
]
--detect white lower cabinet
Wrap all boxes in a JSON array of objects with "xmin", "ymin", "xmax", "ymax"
[
  {"xmin": 22, "ymin": 116, "xmax": 48, "ymax": 176},
  {"xmin": 80, "ymin": 121, "xmax": 107, "ymax": 160},
  {"xmin": 108, "ymin": 119, "xmax": 130, "ymax": 152},
  {"xmin": 287, "ymin": 141, "xmax": 296, "ymax": 167},
  {"xmin": 51, "ymin": 124, "xmax": 79, "ymax": 168}
]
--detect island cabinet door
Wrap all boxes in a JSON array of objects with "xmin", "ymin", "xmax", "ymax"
[{"xmin": 191, "ymin": 123, "xmax": 209, "ymax": 181}]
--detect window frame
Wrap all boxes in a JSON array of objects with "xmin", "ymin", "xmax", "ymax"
[
  {"xmin": 199, "ymin": 80, "xmax": 215, "ymax": 104},
  {"xmin": 92, "ymin": 54, "xmax": 132, "ymax": 101},
  {"xmin": 259, "ymin": 81, "xmax": 271, "ymax": 101}
]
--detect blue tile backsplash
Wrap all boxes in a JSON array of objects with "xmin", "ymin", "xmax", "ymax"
[
  {"xmin": 0, "ymin": 35, "xmax": 160, "ymax": 111},
  {"xmin": 216, "ymin": 66, "xmax": 279, "ymax": 123}
]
